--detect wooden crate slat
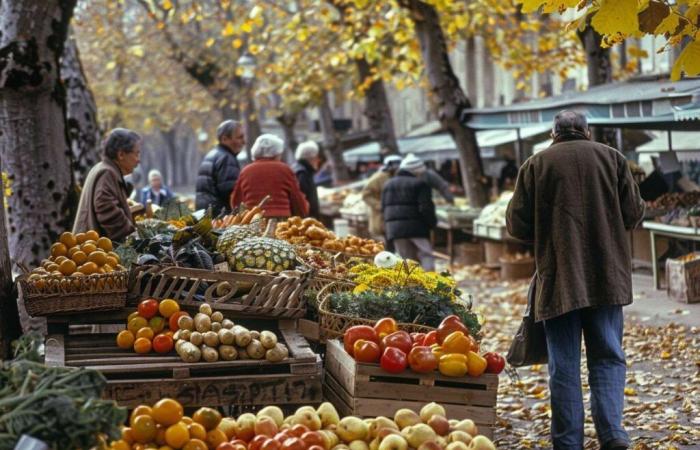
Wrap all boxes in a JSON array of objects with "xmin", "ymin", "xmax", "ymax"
[
  {"xmin": 324, "ymin": 340, "xmax": 357, "ymax": 396},
  {"xmin": 357, "ymin": 361, "xmax": 499, "ymax": 390},
  {"xmin": 69, "ymin": 355, "xmax": 183, "ymax": 366},
  {"xmin": 355, "ymin": 379, "xmax": 497, "ymax": 407},
  {"xmin": 44, "ymin": 335, "xmax": 65, "ymax": 367}
]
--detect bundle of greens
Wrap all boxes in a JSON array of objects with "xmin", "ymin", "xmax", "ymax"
[
  {"xmin": 0, "ymin": 335, "xmax": 126, "ymax": 449},
  {"xmin": 328, "ymin": 286, "xmax": 480, "ymax": 337}
]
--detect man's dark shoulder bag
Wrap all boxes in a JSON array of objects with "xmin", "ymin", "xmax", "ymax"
[{"xmin": 506, "ymin": 274, "xmax": 548, "ymax": 367}]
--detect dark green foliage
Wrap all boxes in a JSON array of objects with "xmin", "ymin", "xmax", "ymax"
[{"xmin": 154, "ymin": 199, "xmax": 193, "ymax": 221}]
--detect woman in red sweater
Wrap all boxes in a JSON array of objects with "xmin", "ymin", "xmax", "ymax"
[{"xmin": 230, "ymin": 134, "xmax": 309, "ymax": 218}]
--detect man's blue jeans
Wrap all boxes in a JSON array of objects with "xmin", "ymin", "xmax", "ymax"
[{"xmin": 543, "ymin": 306, "xmax": 629, "ymax": 449}]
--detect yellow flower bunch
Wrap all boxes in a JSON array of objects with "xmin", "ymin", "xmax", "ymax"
[{"xmin": 349, "ymin": 261, "xmax": 457, "ymax": 298}]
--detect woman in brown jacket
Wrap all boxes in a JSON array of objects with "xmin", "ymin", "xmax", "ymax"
[{"xmin": 73, "ymin": 128, "xmax": 141, "ymax": 242}]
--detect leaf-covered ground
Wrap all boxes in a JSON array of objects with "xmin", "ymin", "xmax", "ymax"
[{"xmin": 454, "ymin": 267, "xmax": 700, "ymax": 449}]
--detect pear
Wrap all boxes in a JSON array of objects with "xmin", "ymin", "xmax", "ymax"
[
  {"xmin": 393, "ymin": 409, "xmax": 421, "ymax": 430},
  {"xmin": 417, "ymin": 441, "xmax": 442, "ymax": 450},
  {"xmin": 452, "ymin": 420, "xmax": 478, "ymax": 437},
  {"xmin": 401, "ymin": 424, "xmax": 437, "ymax": 448},
  {"xmin": 317, "ymin": 402, "xmax": 341, "ymax": 428},
  {"xmin": 369, "ymin": 437, "xmax": 381, "ymax": 450},
  {"xmin": 336, "ymin": 416, "xmax": 369, "ymax": 443},
  {"xmin": 296, "ymin": 410, "xmax": 323, "ymax": 431},
  {"xmin": 257, "ymin": 406, "xmax": 285, "ymax": 428},
  {"xmin": 446, "ymin": 442, "xmax": 469, "ymax": 450},
  {"xmin": 320, "ymin": 430, "xmax": 340, "ymax": 449},
  {"xmin": 369, "ymin": 417, "xmax": 399, "ymax": 438},
  {"xmin": 419, "ymin": 403, "xmax": 447, "ymax": 423},
  {"xmin": 349, "ymin": 440, "xmax": 370, "ymax": 450},
  {"xmin": 378, "ymin": 434, "xmax": 408, "ymax": 450},
  {"xmin": 448, "ymin": 431, "xmax": 473, "ymax": 445},
  {"xmin": 297, "ymin": 405, "xmax": 318, "ymax": 416},
  {"xmin": 466, "ymin": 436, "xmax": 495, "ymax": 450}
]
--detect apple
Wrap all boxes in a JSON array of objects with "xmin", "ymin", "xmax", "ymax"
[
  {"xmin": 296, "ymin": 406, "xmax": 317, "ymax": 416},
  {"xmin": 377, "ymin": 434, "xmax": 408, "ymax": 450},
  {"xmin": 301, "ymin": 431, "xmax": 326, "ymax": 449},
  {"xmin": 466, "ymin": 436, "xmax": 495, "ymax": 450},
  {"xmin": 401, "ymin": 424, "xmax": 437, "ymax": 448},
  {"xmin": 393, "ymin": 409, "xmax": 421, "ymax": 430},
  {"xmin": 427, "ymin": 415, "xmax": 450, "ymax": 436},
  {"xmin": 218, "ymin": 417, "xmax": 238, "ymax": 440},
  {"xmin": 236, "ymin": 413, "xmax": 258, "ymax": 442},
  {"xmin": 376, "ymin": 428, "xmax": 400, "ymax": 441},
  {"xmin": 275, "ymin": 432, "xmax": 294, "ymax": 445},
  {"xmin": 369, "ymin": 417, "xmax": 399, "ymax": 438},
  {"xmin": 369, "ymin": 438, "xmax": 380, "ymax": 450},
  {"xmin": 250, "ymin": 435, "xmax": 270, "ymax": 450},
  {"xmin": 296, "ymin": 411, "xmax": 322, "ymax": 431},
  {"xmin": 419, "ymin": 403, "xmax": 446, "ymax": 423},
  {"xmin": 332, "ymin": 446, "xmax": 350, "ymax": 450},
  {"xmin": 435, "ymin": 436, "xmax": 448, "ymax": 448},
  {"xmin": 448, "ymin": 431, "xmax": 472, "ymax": 445},
  {"xmin": 290, "ymin": 425, "xmax": 311, "ymax": 438},
  {"xmin": 417, "ymin": 441, "xmax": 442, "ymax": 450},
  {"xmin": 452, "ymin": 420, "xmax": 477, "ymax": 437},
  {"xmin": 336, "ymin": 417, "xmax": 369, "ymax": 443},
  {"xmin": 317, "ymin": 402, "xmax": 341, "ymax": 428},
  {"xmin": 282, "ymin": 437, "xmax": 307, "ymax": 450},
  {"xmin": 445, "ymin": 442, "xmax": 469, "ymax": 450},
  {"xmin": 308, "ymin": 446, "xmax": 325, "ymax": 450},
  {"xmin": 258, "ymin": 406, "xmax": 285, "ymax": 428},
  {"xmin": 256, "ymin": 416, "xmax": 280, "ymax": 437},
  {"xmin": 349, "ymin": 440, "xmax": 370, "ymax": 450},
  {"xmin": 448, "ymin": 420, "xmax": 459, "ymax": 428},
  {"xmin": 262, "ymin": 439, "xmax": 282, "ymax": 450}
]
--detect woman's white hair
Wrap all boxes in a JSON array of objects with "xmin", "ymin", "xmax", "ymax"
[
  {"xmin": 295, "ymin": 140, "xmax": 319, "ymax": 161},
  {"xmin": 148, "ymin": 169, "xmax": 162, "ymax": 181},
  {"xmin": 251, "ymin": 134, "xmax": 285, "ymax": 160}
]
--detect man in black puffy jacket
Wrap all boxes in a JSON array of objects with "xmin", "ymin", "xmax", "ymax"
[
  {"xmin": 195, "ymin": 120, "xmax": 245, "ymax": 214},
  {"xmin": 381, "ymin": 153, "xmax": 437, "ymax": 270}
]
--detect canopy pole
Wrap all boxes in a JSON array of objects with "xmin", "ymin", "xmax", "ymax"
[
  {"xmin": 515, "ymin": 128, "xmax": 523, "ymax": 166},
  {"xmin": 667, "ymin": 130, "xmax": 673, "ymax": 152}
]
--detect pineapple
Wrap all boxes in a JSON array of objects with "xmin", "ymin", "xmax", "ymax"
[
  {"xmin": 229, "ymin": 237, "xmax": 297, "ymax": 272},
  {"xmin": 216, "ymin": 224, "xmax": 261, "ymax": 255}
]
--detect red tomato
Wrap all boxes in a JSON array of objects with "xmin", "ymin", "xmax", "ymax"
[
  {"xmin": 483, "ymin": 351, "xmax": 506, "ymax": 374},
  {"xmin": 410, "ymin": 332, "xmax": 426, "ymax": 347},
  {"xmin": 380, "ymin": 347, "xmax": 407, "ymax": 374},
  {"xmin": 373, "ymin": 318, "xmax": 398, "ymax": 339},
  {"xmin": 436, "ymin": 315, "xmax": 469, "ymax": 344},
  {"xmin": 152, "ymin": 334, "xmax": 174, "ymax": 354},
  {"xmin": 353, "ymin": 339, "xmax": 381, "ymax": 363},
  {"xmin": 343, "ymin": 325, "xmax": 379, "ymax": 356},
  {"xmin": 382, "ymin": 331, "xmax": 412, "ymax": 355},
  {"xmin": 300, "ymin": 432, "xmax": 324, "ymax": 449},
  {"xmin": 168, "ymin": 311, "xmax": 189, "ymax": 331},
  {"xmin": 423, "ymin": 330, "xmax": 438, "ymax": 347},
  {"xmin": 275, "ymin": 432, "xmax": 293, "ymax": 445},
  {"xmin": 250, "ymin": 435, "xmax": 269, "ymax": 450},
  {"xmin": 138, "ymin": 298, "xmax": 159, "ymax": 319},
  {"xmin": 217, "ymin": 444, "xmax": 237, "ymax": 450},
  {"xmin": 407, "ymin": 346, "xmax": 438, "ymax": 373},
  {"xmin": 281, "ymin": 437, "xmax": 307, "ymax": 450},
  {"xmin": 262, "ymin": 439, "xmax": 281, "ymax": 450},
  {"xmin": 289, "ymin": 425, "xmax": 310, "ymax": 438}
]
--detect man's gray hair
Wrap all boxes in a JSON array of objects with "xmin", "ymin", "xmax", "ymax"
[
  {"xmin": 103, "ymin": 128, "xmax": 141, "ymax": 159},
  {"xmin": 295, "ymin": 141, "xmax": 320, "ymax": 161},
  {"xmin": 552, "ymin": 110, "xmax": 589, "ymax": 137},
  {"xmin": 216, "ymin": 120, "xmax": 242, "ymax": 142}
]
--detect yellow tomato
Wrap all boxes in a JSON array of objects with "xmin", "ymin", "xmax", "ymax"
[{"xmin": 165, "ymin": 422, "xmax": 190, "ymax": 448}]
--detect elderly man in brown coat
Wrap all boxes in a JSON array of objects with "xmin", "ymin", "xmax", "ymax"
[{"xmin": 506, "ymin": 110, "xmax": 644, "ymax": 450}]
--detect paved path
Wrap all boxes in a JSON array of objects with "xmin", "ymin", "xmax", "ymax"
[{"xmin": 628, "ymin": 272, "xmax": 700, "ymax": 328}]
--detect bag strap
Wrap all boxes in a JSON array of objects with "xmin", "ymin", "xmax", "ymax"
[{"xmin": 524, "ymin": 273, "xmax": 537, "ymax": 318}]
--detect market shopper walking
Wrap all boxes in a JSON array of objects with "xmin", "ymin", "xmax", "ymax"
[
  {"xmin": 293, "ymin": 141, "xmax": 321, "ymax": 218},
  {"xmin": 362, "ymin": 154, "xmax": 402, "ymax": 244},
  {"xmin": 195, "ymin": 120, "xmax": 245, "ymax": 214},
  {"xmin": 506, "ymin": 110, "xmax": 645, "ymax": 450},
  {"xmin": 139, "ymin": 169, "xmax": 174, "ymax": 206},
  {"xmin": 230, "ymin": 134, "xmax": 309, "ymax": 218},
  {"xmin": 382, "ymin": 154, "xmax": 437, "ymax": 271}
]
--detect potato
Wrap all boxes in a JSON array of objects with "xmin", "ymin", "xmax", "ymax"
[
  {"xmin": 222, "ymin": 319, "xmax": 235, "ymax": 329},
  {"xmin": 177, "ymin": 315, "xmax": 194, "ymax": 331},
  {"xmin": 238, "ymin": 348, "xmax": 250, "ymax": 360},
  {"xmin": 189, "ymin": 331, "xmax": 203, "ymax": 346},
  {"xmin": 201, "ymin": 345, "xmax": 219, "ymax": 362},
  {"xmin": 233, "ymin": 326, "xmax": 252, "ymax": 347},
  {"xmin": 178, "ymin": 329, "xmax": 192, "ymax": 342},
  {"xmin": 199, "ymin": 303, "xmax": 213, "ymax": 316},
  {"xmin": 218, "ymin": 328, "xmax": 235, "ymax": 345},
  {"xmin": 173, "ymin": 330, "xmax": 182, "ymax": 341},
  {"xmin": 194, "ymin": 313, "xmax": 212, "ymax": 333},
  {"xmin": 203, "ymin": 331, "xmax": 219, "ymax": 347},
  {"xmin": 246, "ymin": 340, "xmax": 266, "ymax": 360},
  {"xmin": 211, "ymin": 311, "xmax": 224, "ymax": 323},
  {"xmin": 219, "ymin": 345, "xmax": 238, "ymax": 361},
  {"xmin": 259, "ymin": 331, "xmax": 278, "ymax": 349},
  {"xmin": 266, "ymin": 343, "xmax": 289, "ymax": 362},
  {"xmin": 250, "ymin": 330, "xmax": 260, "ymax": 340},
  {"xmin": 211, "ymin": 322, "xmax": 222, "ymax": 333},
  {"xmin": 176, "ymin": 341, "xmax": 202, "ymax": 363}
]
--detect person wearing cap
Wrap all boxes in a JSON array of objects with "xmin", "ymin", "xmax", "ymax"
[
  {"xmin": 139, "ymin": 169, "xmax": 174, "ymax": 206},
  {"xmin": 230, "ymin": 134, "xmax": 309, "ymax": 218},
  {"xmin": 362, "ymin": 153, "xmax": 402, "ymax": 243},
  {"xmin": 293, "ymin": 141, "xmax": 321, "ymax": 218},
  {"xmin": 381, "ymin": 153, "xmax": 437, "ymax": 271}
]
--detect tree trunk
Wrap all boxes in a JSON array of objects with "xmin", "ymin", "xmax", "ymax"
[
  {"xmin": 0, "ymin": 0, "xmax": 78, "ymax": 268},
  {"xmin": 243, "ymin": 87, "xmax": 261, "ymax": 163},
  {"xmin": 0, "ymin": 161, "xmax": 21, "ymax": 359},
  {"xmin": 401, "ymin": 0, "xmax": 488, "ymax": 207},
  {"xmin": 319, "ymin": 92, "xmax": 350, "ymax": 183},
  {"xmin": 61, "ymin": 35, "xmax": 101, "ymax": 186},
  {"xmin": 277, "ymin": 111, "xmax": 298, "ymax": 164},
  {"xmin": 355, "ymin": 58, "xmax": 400, "ymax": 156},
  {"xmin": 578, "ymin": 24, "xmax": 614, "ymax": 145}
]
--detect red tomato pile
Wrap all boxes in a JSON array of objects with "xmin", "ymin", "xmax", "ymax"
[
  {"xmin": 342, "ymin": 316, "xmax": 506, "ymax": 377},
  {"xmin": 116, "ymin": 298, "xmax": 188, "ymax": 355}
]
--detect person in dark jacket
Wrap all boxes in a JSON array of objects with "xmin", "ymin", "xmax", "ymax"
[
  {"xmin": 293, "ymin": 141, "xmax": 321, "ymax": 218},
  {"xmin": 195, "ymin": 120, "xmax": 245, "ymax": 214},
  {"xmin": 139, "ymin": 169, "xmax": 174, "ymax": 206},
  {"xmin": 381, "ymin": 153, "xmax": 437, "ymax": 271},
  {"xmin": 506, "ymin": 111, "xmax": 644, "ymax": 450}
]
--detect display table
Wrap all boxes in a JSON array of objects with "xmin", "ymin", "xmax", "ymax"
[
  {"xmin": 643, "ymin": 221, "xmax": 700, "ymax": 289},
  {"xmin": 434, "ymin": 208, "xmax": 480, "ymax": 266}
]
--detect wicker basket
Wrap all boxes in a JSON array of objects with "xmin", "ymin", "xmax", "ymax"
[
  {"xmin": 129, "ymin": 264, "xmax": 312, "ymax": 319},
  {"xmin": 317, "ymin": 282, "xmax": 435, "ymax": 340},
  {"xmin": 17, "ymin": 271, "xmax": 128, "ymax": 316}
]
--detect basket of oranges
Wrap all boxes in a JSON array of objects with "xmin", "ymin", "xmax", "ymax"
[{"xmin": 17, "ymin": 230, "xmax": 129, "ymax": 316}]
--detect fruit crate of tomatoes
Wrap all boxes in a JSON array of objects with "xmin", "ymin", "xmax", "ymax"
[
  {"xmin": 17, "ymin": 230, "xmax": 128, "ymax": 316},
  {"xmin": 322, "ymin": 323, "xmax": 501, "ymax": 439}
]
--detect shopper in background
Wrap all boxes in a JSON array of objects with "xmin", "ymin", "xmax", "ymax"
[
  {"xmin": 139, "ymin": 169, "xmax": 174, "ymax": 206},
  {"xmin": 230, "ymin": 134, "xmax": 309, "ymax": 219},
  {"xmin": 195, "ymin": 120, "xmax": 245, "ymax": 214},
  {"xmin": 293, "ymin": 141, "xmax": 321, "ymax": 218},
  {"xmin": 362, "ymin": 154, "xmax": 402, "ymax": 246},
  {"xmin": 381, "ymin": 153, "xmax": 437, "ymax": 270},
  {"xmin": 506, "ymin": 110, "xmax": 644, "ymax": 450},
  {"xmin": 421, "ymin": 165, "xmax": 455, "ymax": 204}
]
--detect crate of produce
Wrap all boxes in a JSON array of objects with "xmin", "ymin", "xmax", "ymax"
[
  {"xmin": 666, "ymin": 253, "xmax": 700, "ymax": 304},
  {"xmin": 322, "ymin": 340, "xmax": 497, "ymax": 438},
  {"xmin": 129, "ymin": 264, "xmax": 311, "ymax": 319}
]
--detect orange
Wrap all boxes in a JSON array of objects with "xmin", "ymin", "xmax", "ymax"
[
  {"xmin": 136, "ymin": 327, "xmax": 155, "ymax": 340},
  {"xmin": 72, "ymin": 250, "xmax": 88, "ymax": 265},
  {"xmin": 165, "ymin": 422, "xmax": 190, "ymax": 448},
  {"xmin": 51, "ymin": 242, "xmax": 68, "ymax": 258},
  {"xmin": 133, "ymin": 337, "xmax": 152, "ymax": 354},
  {"xmin": 88, "ymin": 250, "xmax": 108, "ymax": 266},
  {"xmin": 67, "ymin": 246, "xmax": 80, "ymax": 257},
  {"xmin": 180, "ymin": 417, "xmax": 193, "ymax": 425},
  {"xmin": 110, "ymin": 440, "xmax": 130, "ymax": 450},
  {"xmin": 46, "ymin": 263, "xmax": 59, "ymax": 273},
  {"xmin": 128, "ymin": 316, "xmax": 148, "ymax": 334},
  {"xmin": 152, "ymin": 398, "xmax": 184, "ymax": 426},
  {"xmin": 155, "ymin": 426, "xmax": 167, "ymax": 446},
  {"xmin": 206, "ymin": 429, "xmax": 228, "ymax": 448},
  {"xmin": 116, "ymin": 330, "xmax": 135, "ymax": 349},
  {"xmin": 81, "ymin": 242, "xmax": 97, "ymax": 255},
  {"xmin": 192, "ymin": 407, "xmax": 222, "ymax": 431},
  {"xmin": 97, "ymin": 236, "xmax": 113, "ymax": 252},
  {"xmin": 187, "ymin": 423, "xmax": 206, "ymax": 441},
  {"xmin": 131, "ymin": 414, "xmax": 157, "ymax": 444},
  {"xmin": 121, "ymin": 427, "xmax": 135, "ymax": 444},
  {"xmin": 85, "ymin": 229, "xmax": 100, "ymax": 241},
  {"xmin": 54, "ymin": 255, "xmax": 68, "ymax": 265},
  {"xmin": 78, "ymin": 261, "xmax": 98, "ymax": 275},
  {"xmin": 75, "ymin": 232, "xmax": 87, "ymax": 244},
  {"xmin": 102, "ymin": 263, "xmax": 114, "ymax": 273},
  {"xmin": 130, "ymin": 406, "xmax": 153, "ymax": 425},
  {"xmin": 106, "ymin": 255, "xmax": 119, "ymax": 268},
  {"xmin": 128, "ymin": 311, "xmax": 141, "ymax": 322},
  {"xmin": 59, "ymin": 231, "xmax": 77, "ymax": 249},
  {"xmin": 59, "ymin": 259, "xmax": 77, "ymax": 276},
  {"xmin": 158, "ymin": 299, "xmax": 180, "ymax": 318},
  {"xmin": 182, "ymin": 439, "xmax": 208, "ymax": 450},
  {"xmin": 96, "ymin": 266, "xmax": 106, "ymax": 274}
]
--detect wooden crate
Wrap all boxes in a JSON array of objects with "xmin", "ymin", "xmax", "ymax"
[
  {"xmin": 322, "ymin": 340, "xmax": 497, "ymax": 438},
  {"xmin": 44, "ymin": 317, "xmax": 323, "ymax": 410},
  {"xmin": 666, "ymin": 253, "xmax": 700, "ymax": 304}
]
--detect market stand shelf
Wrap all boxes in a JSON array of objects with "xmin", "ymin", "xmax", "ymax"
[{"xmin": 322, "ymin": 339, "xmax": 497, "ymax": 439}]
